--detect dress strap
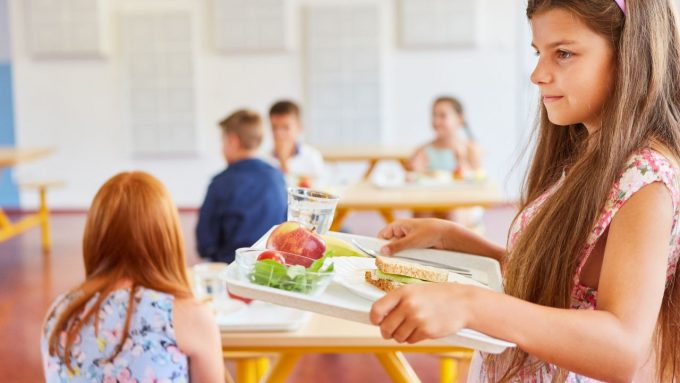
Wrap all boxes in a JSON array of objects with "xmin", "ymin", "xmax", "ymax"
[{"xmin": 573, "ymin": 149, "xmax": 679, "ymax": 286}]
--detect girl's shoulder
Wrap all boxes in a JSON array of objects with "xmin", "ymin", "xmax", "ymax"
[
  {"xmin": 173, "ymin": 297, "xmax": 219, "ymax": 356},
  {"xmin": 623, "ymin": 148, "xmax": 677, "ymax": 181},
  {"xmin": 616, "ymin": 147, "xmax": 680, "ymax": 209}
]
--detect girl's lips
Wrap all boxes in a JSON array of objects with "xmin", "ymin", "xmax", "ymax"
[{"xmin": 543, "ymin": 95, "xmax": 563, "ymax": 103}]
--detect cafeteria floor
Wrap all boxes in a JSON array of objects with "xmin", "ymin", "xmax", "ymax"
[{"xmin": 0, "ymin": 207, "xmax": 515, "ymax": 382}]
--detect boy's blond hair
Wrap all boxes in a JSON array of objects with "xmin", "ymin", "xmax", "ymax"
[{"xmin": 218, "ymin": 109, "xmax": 263, "ymax": 150}]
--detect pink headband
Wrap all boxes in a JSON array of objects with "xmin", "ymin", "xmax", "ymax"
[{"xmin": 614, "ymin": 0, "xmax": 625, "ymax": 14}]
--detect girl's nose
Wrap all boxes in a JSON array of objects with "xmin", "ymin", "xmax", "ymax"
[{"xmin": 530, "ymin": 58, "xmax": 552, "ymax": 85}]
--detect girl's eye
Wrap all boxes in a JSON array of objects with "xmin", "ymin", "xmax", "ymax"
[{"xmin": 557, "ymin": 50, "xmax": 573, "ymax": 59}]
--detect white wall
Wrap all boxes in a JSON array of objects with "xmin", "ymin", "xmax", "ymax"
[
  {"xmin": 8, "ymin": 0, "xmax": 532, "ymax": 209},
  {"xmin": 0, "ymin": 0, "xmax": 9, "ymax": 62}
]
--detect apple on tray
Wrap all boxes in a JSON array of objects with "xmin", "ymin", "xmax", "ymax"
[
  {"xmin": 266, "ymin": 221, "xmax": 326, "ymax": 260},
  {"xmin": 256, "ymin": 250, "xmax": 286, "ymax": 264}
]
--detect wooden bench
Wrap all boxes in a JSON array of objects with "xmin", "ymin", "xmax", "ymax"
[{"xmin": 0, "ymin": 180, "xmax": 64, "ymax": 253}]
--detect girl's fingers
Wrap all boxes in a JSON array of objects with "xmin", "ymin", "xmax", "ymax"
[
  {"xmin": 381, "ymin": 235, "xmax": 416, "ymax": 256},
  {"xmin": 370, "ymin": 290, "xmax": 403, "ymax": 325},
  {"xmin": 377, "ymin": 225, "xmax": 394, "ymax": 239},
  {"xmin": 405, "ymin": 328, "xmax": 429, "ymax": 344},
  {"xmin": 378, "ymin": 303, "xmax": 407, "ymax": 339},
  {"xmin": 391, "ymin": 317, "xmax": 418, "ymax": 343}
]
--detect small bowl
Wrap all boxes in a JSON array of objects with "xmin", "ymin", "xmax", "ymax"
[{"xmin": 235, "ymin": 248, "xmax": 334, "ymax": 296}]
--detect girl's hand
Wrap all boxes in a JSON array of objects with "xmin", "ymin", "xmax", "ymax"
[
  {"xmin": 408, "ymin": 149, "xmax": 429, "ymax": 172},
  {"xmin": 378, "ymin": 218, "xmax": 506, "ymax": 262},
  {"xmin": 370, "ymin": 283, "xmax": 473, "ymax": 343},
  {"xmin": 377, "ymin": 218, "xmax": 449, "ymax": 255}
]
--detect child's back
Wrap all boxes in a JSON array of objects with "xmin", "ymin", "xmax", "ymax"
[
  {"xmin": 42, "ymin": 287, "xmax": 187, "ymax": 382},
  {"xmin": 42, "ymin": 172, "xmax": 224, "ymax": 382},
  {"xmin": 197, "ymin": 109, "xmax": 287, "ymax": 263},
  {"xmin": 197, "ymin": 158, "xmax": 286, "ymax": 262}
]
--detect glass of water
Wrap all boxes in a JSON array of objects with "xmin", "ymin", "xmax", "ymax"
[
  {"xmin": 191, "ymin": 262, "xmax": 229, "ymax": 301},
  {"xmin": 287, "ymin": 187, "xmax": 339, "ymax": 235}
]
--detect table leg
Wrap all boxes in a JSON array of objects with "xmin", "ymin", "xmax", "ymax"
[
  {"xmin": 440, "ymin": 357, "xmax": 458, "ymax": 383},
  {"xmin": 38, "ymin": 186, "xmax": 51, "ymax": 253},
  {"xmin": 362, "ymin": 160, "xmax": 378, "ymax": 179},
  {"xmin": 375, "ymin": 352, "xmax": 421, "ymax": 383},
  {"xmin": 0, "ymin": 208, "xmax": 10, "ymax": 229},
  {"xmin": 256, "ymin": 357, "xmax": 270, "ymax": 380},
  {"xmin": 263, "ymin": 352, "xmax": 302, "ymax": 383},
  {"xmin": 330, "ymin": 208, "xmax": 349, "ymax": 232},
  {"xmin": 398, "ymin": 159, "xmax": 410, "ymax": 172},
  {"xmin": 378, "ymin": 209, "xmax": 395, "ymax": 224},
  {"xmin": 236, "ymin": 358, "xmax": 259, "ymax": 383}
]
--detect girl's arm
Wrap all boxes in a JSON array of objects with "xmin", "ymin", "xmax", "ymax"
[
  {"xmin": 372, "ymin": 182, "xmax": 673, "ymax": 383},
  {"xmin": 408, "ymin": 146, "xmax": 429, "ymax": 172},
  {"xmin": 467, "ymin": 141, "xmax": 484, "ymax": 171},
  {"xmin": 452, "ymin": 141, "xmax": 471, "ymax": 173},
  {"xmin": 378, "ymin": 218, "xmax": 506, "ymax": 262},
  {"xmin": 174, "ymin": 298, "xmax": 225, "ymax": 383}
]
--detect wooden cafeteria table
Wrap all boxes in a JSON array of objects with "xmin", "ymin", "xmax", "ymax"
[
  {"xmin": 222, "ymin": 313, "xmax": 472, "ymax": 383},
  {"xmin": 320, "ymin": 146, "xmax": 413, "ymax": 179},
  {"xmin": 0, "ymin": 147, "xmax": 53, "ymax": 167},
  {"xmin": 330, "ymin": 180, "xmax": 505, "ymax": 231}
]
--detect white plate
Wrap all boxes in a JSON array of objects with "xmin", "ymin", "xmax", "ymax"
[
  {"xmin": 333, "ymin": 256, "xmax": 490, "ymax": 303},
  {"xmin": 333, "ymin": 257, "xmax": 384, "ymax": 301}
]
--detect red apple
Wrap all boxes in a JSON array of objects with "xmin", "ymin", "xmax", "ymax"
[
  {"xmin": 266, "ymin": 221, "xmax": 326, "ymax": 259},
  {"xmin": 257, "ymin": 250, "xmax": 286, "ymax": 264}
]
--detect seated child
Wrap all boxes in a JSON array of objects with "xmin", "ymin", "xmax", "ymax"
[
  {"xmin": 197, "ymin": 109, "xmax": 287, "ymax": 263},
  {"xmin": 410, "ymin": 96, "xmax": 485, "ymax": 230},
  {"xmin": 41, "ymin": 172, "xmax": 224, "ymax": 382},
  {"xmin": 410, "ymin": 96, "xmax": 483, "ymax": 178},
  {"xmin": 263, "ymin": 100, "xmax": 325, "ymax": 187}
]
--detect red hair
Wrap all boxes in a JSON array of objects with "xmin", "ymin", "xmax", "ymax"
[{"xmin": 47, "ymin": 171, "xmax": 192, "ymax": 371}]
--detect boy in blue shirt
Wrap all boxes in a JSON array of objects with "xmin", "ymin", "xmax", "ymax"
[{"xmin": 196, "ymin": 109, "xmax": 287, "ymax": 263}]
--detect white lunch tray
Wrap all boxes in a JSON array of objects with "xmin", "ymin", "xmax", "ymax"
[
  {"xmin": 224, "ymin": 229, "xmax": 515, "ymax": 354},
  {"xmin": 216, "ymin": 301, "xmax": 311, "ymax": 332}
]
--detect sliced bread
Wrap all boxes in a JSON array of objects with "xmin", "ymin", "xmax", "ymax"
[
  {"xmin": 364, "ymin": 270, "xmax": 401, "ymax": 292},
  {"xmin": 375, "ymin": 256, "xmax": 448, "ymax": 283}
]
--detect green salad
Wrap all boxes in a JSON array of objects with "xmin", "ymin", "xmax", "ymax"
[{"xmin": 249, "ymin": 255, "xmax": 334, "ymax": 294}]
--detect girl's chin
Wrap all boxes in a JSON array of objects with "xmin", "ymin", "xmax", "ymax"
[{"xmin": 546, "ymin": 112, "xmax": 579, "ymax": 127}]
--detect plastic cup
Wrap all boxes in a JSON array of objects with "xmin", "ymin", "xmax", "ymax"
[
  {"xmin": 287, "ymin": 187, "xmax": 339, "ymax": 235},
  {"xmin": 191, "ymin": 262, "xmax": 229, "ymax": 301}
]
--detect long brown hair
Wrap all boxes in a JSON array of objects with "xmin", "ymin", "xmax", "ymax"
[
  {"xmin": 490, "ymin": 1, "xmax": 680, "ymax": 381},
  {"xmin": 47, "ymin": 172, "xmax": 192, "ymax": 371}
]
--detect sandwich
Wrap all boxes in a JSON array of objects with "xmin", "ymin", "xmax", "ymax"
[{"xmin": 364, "ymin": 256, "xmax": 449, "ymax": 292}]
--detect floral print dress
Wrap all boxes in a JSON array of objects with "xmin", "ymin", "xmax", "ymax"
[
  {"xmin": 468, "ymin": 148, "xmax": 680, "ymax": 382},
  {"xmin": 41, "ymin": 287, "xmax": 189, "ymax": 383}
]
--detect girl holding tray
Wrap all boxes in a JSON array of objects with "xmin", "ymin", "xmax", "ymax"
[{"xmin": 371, "ymin": 1, "xmax": 680, "ymax": 382}]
